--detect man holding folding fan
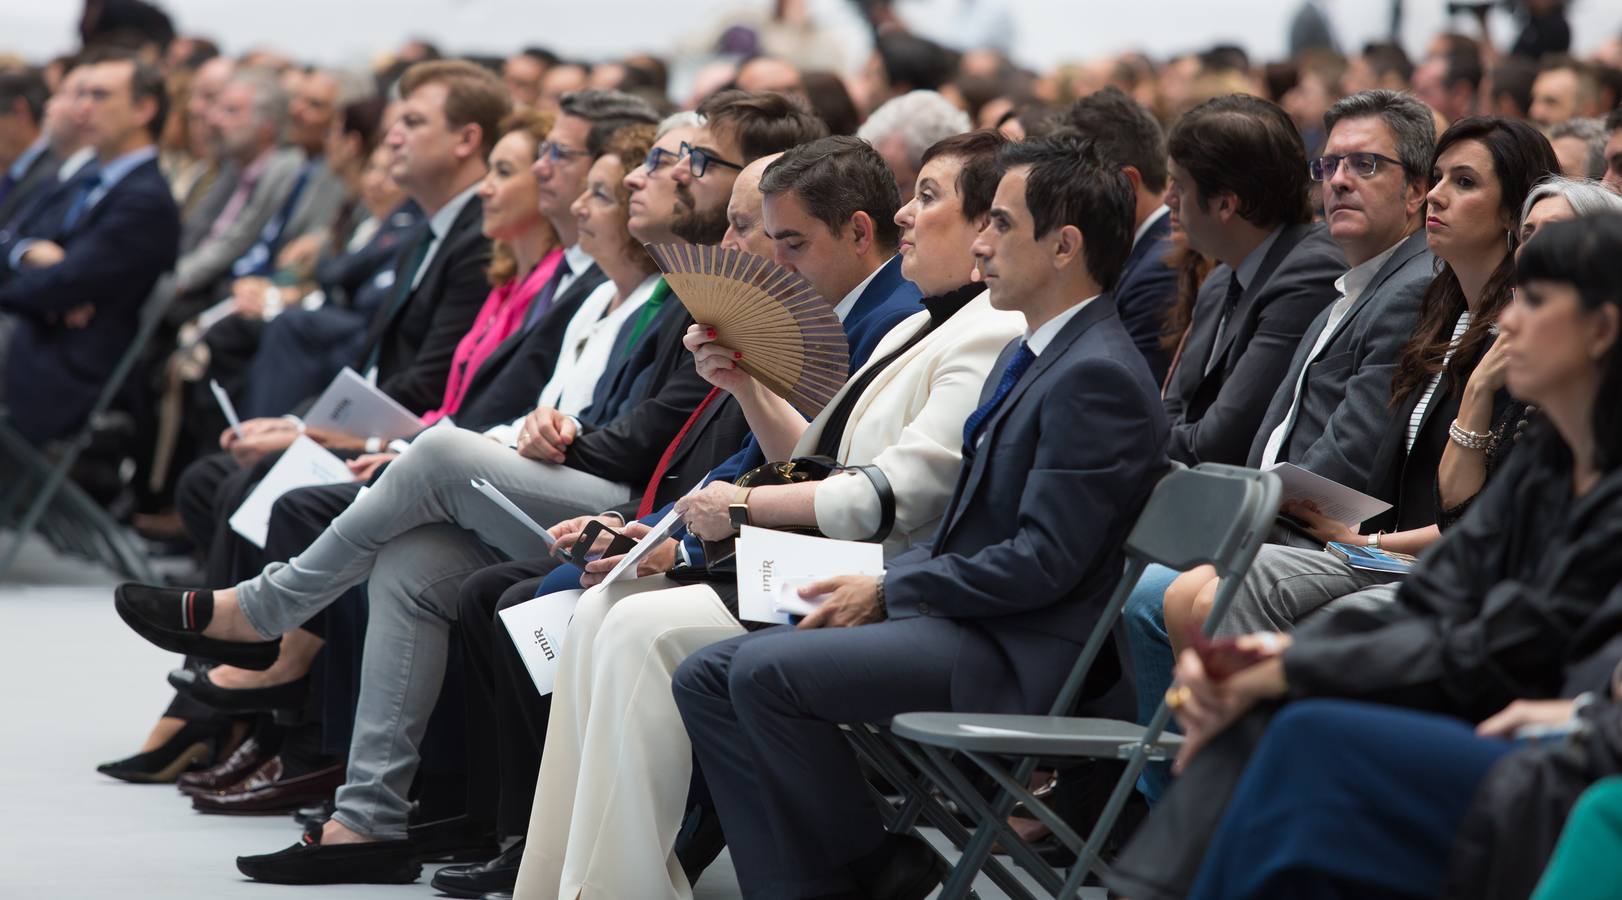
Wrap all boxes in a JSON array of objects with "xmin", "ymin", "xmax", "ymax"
[{"xmin": 672, "ymin": 132, "xmax": 1172, "ymax": 899}]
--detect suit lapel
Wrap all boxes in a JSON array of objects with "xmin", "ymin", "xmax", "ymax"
[
  {"xmin": 1204, "ymin": 223, "xmax": 1309, "ymax": 376},
  {"xmin": 1315, "ymin": 230, "xmax": 1429, "ymax": 350},
  {"xmin": 943, "ymin": 297, "xmax": 1118, "ymax": 539}
]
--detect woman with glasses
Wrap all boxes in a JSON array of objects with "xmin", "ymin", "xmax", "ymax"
[
  {"xmin": 1158, "ymin": 117, "xmax": 1562, "ymax": 650},
  {"xmin": 508, "ymin": 131, "xmax": 1026, "ymax": 900},
  {"xmin": 1106, "ymin": 212, "xmax": 1622, "ymax": 900}
]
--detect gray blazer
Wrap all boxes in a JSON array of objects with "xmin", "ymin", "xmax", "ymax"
[
  {"xmin": 174, "ymin": 145, "xmax": 305, "ymax": 293},
  {"xmin": 1245, "ymin": 229, "xmax": 1433, "ymax": 488}
]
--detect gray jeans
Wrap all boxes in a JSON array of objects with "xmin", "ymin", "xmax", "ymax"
[
  {"xmin": 235, "ymin": 425, "xmax": 632, "ymax": 838},
  {"xmin": 1212, "ymin": 544, "xmax": 1402, "ymax": 637}
]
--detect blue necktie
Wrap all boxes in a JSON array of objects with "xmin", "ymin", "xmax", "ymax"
[
  {"xmin": 962, "ymin": 341, "xmax": 1035, "ymax": 455},
  {"xmin": 522, "ymin": 256, "xmax": 572, "ymax": 331},
  {"xmin": 59, "ymin": 171, "xmax": 104, "ymax": 234}
]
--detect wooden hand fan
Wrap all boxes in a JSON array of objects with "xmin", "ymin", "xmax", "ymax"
[{"xmin": 645, "ymin": 243, "xmax": 850, "ymax": 416}]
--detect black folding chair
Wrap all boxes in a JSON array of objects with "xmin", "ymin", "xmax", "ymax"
[
  {"xmin": 0, "ymin": 276, "xmax": 173, "ymax": 581},
  {"xmin": 889, "ymin": 462, "xmax": 1282, "ymax": 898}
]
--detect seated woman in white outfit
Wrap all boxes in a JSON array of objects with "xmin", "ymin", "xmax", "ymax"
[{"xmin": 510, "ymin": 130, "xmax": 1025, "ymax": 900}]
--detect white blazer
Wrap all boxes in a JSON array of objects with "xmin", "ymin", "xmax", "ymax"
[{"xmin": 792, "ymin": 290, "xmax": 1024, "ymax": 556}]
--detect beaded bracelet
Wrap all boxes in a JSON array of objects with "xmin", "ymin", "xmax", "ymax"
[{"xmin": 1448, "ymin": 419, "xmax": 1490, "ymax": 450}]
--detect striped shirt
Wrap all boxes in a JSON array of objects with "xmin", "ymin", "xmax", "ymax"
[{"xmin": 1407, "ymin": 310, "xmax": 1472, "ymax": 452}]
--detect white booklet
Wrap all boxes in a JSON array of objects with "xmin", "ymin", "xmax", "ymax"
[
  {"xmin": 1265, "ymin": 462, "xmax": 1393, "ymax": 525},
  {"xmin": 304, "ymin": 367, "xmax": 423, "ymax": 441},
  {"xmin": 734, "ymin": 526, "xmax": 884, "ymax": 625},
  {"xmin": 227, "ymin": 436, "xmax": 354, "ymax": 548},
  {"xmin": 469, "ymin": 478, "xmax": 558, "ymax": 552},
  {"xmin": 498, "ymin": 588, "xmax": 580, "ymax": 696}
]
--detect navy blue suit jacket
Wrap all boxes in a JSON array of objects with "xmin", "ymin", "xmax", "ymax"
[
  {"xmin": 1114, "ymin": 212, "xmax": 1178, "ymax": 384},
  {"xmin": 1, "ymin": 156, "xmax": 179, "ymax": 441},
  {"xmin": 883, "ymin": 296, "xmax": 1170, "ymax": 714}
]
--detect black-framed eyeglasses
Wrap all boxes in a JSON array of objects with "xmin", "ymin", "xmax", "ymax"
[
  {"xmin": 536, "ymin": 141, "xmax": 589, "ymax": 164},
  {"xmin": 1308, "ymin": 152, "xmax": 1405, "ymax": 182},
  {"xmin": 677, "ymin": 141, "xmax": 744, "ymax": 178},
  {"xmin": 644, "ymin": 145, "xmax": 678, "ymax": 174}
]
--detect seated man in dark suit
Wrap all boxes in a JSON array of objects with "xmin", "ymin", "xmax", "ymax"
[
  {"xmin": 672, "ymin": 131, "xmax": 1171, "ymax": 899},
  {"xmin": 0, "ymin": 50, "xmax": 178, "ymax": 443},
  {"xmin": 0, "ymin": 68, "xmax": 55, "ymax": 227},
  {"xmin": 1063, "ymin": 87, "xmax": 1180, "ymax": 383},
  {"xmin": 1160, "ymin": 93, "xmax": 1345, "ymax": 467}
]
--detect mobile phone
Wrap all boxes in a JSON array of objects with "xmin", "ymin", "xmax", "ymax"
[
  {"xmin": 567, "ymin": 519, "xmax": 638, "ymax": 565},
  {"xmin": 1185, "ymin": 623, "xmax": 1270, "ymax": 683}
]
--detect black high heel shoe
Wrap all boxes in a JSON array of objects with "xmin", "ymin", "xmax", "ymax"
[
  {"xmin": 168, "ymin": 667, "xmax": 310, "ymax": 713},
  {"xmin": 96, "ymin": 720, "xmax": 235, "ymax": 784}
]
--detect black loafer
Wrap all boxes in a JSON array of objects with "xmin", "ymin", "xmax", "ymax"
[
  {"xmin": 429, "ymin": 838, "xmax": 525, "ymax": 898},
  {"xmin": 235, "ymin": 834, "xmax": 420, "ymax": 884},
  {"xmin": 856, "ymin": 833, "xmax": 948, "ymax": 900},
  {"xmin": 168, "ymin": 666, "xmax": 311, "ymax": 712},
  {"xmin": 115, "ymin": 583, "xmax": 279, "ymax": 671}
]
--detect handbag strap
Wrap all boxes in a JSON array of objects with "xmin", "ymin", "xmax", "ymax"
[{"xmin": 847, "ymin": 463, "xmax": 896, "ymax": 544}]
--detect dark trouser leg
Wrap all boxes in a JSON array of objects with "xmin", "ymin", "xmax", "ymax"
[
  {"xmin": 673, "ymin": 619, "xmax": 961, "ymax": 899},
  {"xmin": 1103, "ymin": 705, "xmax": 1279, "ymax": 900},
  {"xmin": 456, "ymin": 560, "xmax": 559, "ymax": 837}
]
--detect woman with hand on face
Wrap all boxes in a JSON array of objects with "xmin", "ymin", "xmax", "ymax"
[
  {"xmin": 507, "ymin": 131, "xmax": 1026, "ymax": 900},
  {"xmin": 1105, "ymin": 213, "xmax": 1622, "ymax": 900},
  {"xmin": 1158, "ymin": 118, "xmax": 1563, "ymax": 658}
]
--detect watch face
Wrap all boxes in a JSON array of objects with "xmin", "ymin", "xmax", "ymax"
[{"xmin": 729, "ymin": 504, "xmax": 749, "ymax": 527}]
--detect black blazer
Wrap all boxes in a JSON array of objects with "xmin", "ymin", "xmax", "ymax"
[
  {"xmin": 0, "ymin": 146, "xmax": 60, "ymax": 228},
  {"xmin": 353, "ymin": 195, "xmax": 490, "ymax": 414},
  {"xmin": 884, "ymin": 296, "xmax": 1171, "ymax": 715},
  {"xmin": 1115, "ymin": 212, "xmax": 1179, "ymax": 384},
  {"xmin": 562, "ymin": 298, "xmax": 714, "ymax": 487},
  {"xmin": 1162, "ymin": 222, "xmax": 1345, "ymax": 465},
  {"xmin": 1285, "ymin": 427, "xmax": 1622, "ymax": 723},
  {"xmin": 457, "ymin": 262, "xmax": 608, "ymax": 432},
  {"xmin": 0, "ymin": 156, "xmax": 179, "ymax": 441}
]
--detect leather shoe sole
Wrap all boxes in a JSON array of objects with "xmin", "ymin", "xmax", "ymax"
[
  {"xmin": 236, "ymin": 838, "xmax": 420, "ymax": 884},
  {"xmin": 114, "ymin": 583, "xmax": 278, "ymax": 670}
]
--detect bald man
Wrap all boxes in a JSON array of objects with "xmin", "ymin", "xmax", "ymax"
[{"xmin": 720, "ymin": 152, "xmax": 778, "ymax": 257}]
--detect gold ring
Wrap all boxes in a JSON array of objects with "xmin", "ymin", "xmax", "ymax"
[{"xmin": 1164, "ymin": 685, "xmax": 1192, "ymax": 711}]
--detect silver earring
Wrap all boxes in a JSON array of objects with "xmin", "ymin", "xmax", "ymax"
[{"xmin": 1507, "ymin": 230, "xmax": 1514, "ymax": 253}]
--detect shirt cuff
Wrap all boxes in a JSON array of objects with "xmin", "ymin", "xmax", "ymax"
[{"xmin": 8, "ymin": 238, "xmax": 39, "ymax": 269}]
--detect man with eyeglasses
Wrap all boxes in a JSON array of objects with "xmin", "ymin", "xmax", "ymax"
[{"xmin": 1121, "ymin": 89, "xmax": 1437, "ymax": 805}]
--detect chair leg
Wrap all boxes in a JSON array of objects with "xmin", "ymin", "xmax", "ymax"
[{"xmin": 914, "ymin": 743, "xmax": 1058, "ymax": 899}]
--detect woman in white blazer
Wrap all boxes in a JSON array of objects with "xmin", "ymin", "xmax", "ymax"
[{"xmin": 511, "ymin": 131, "xmax": 1023, "ymax": 900}]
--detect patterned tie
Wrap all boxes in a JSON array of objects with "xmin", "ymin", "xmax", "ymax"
[
  {"xmin": 962, "ymin": 341, "xmax": 1036, "ymax": 456},
  {"xmin": 58, "ymin": 170, "xmax": 104, "ymax": 234}
]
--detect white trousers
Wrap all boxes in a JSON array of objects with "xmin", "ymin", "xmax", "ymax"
[{"xmin": 513, "ymin": 575, "xmax": 745, "ymax": 900}]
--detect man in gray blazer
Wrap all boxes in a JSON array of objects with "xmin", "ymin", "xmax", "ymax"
[
  {"xmin": 1247, "ymin": 90, "xmax": 1437, "ymax": 490},
  {"xmin": 1161, "ymin": 94, "xmax": 1346, "ymax": 467}
]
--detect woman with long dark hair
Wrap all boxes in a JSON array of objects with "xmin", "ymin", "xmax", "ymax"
[{"xmin": 1105, "ymin": 213, "xmax": 1622, "ymax": 900}]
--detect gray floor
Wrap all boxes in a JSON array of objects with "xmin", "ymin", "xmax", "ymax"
[{"xmin": 1, "ymin": 532, "xmax": 1096, "ymax": 899}]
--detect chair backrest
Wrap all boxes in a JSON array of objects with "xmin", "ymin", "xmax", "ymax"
[{"xmin": 1044, "ymin": 462, "xmax": 1282, "ymax": 717}]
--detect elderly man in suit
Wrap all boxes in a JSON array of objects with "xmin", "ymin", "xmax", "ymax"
[
  {"xmin": 1062, "ymin": 87, "xmax": 1181, "ymax": 382},
  {"xmin": 1121, "ymin": 89, "xmax": 1439, "ymax": 802},
  {"xmin": 672, "ymin": 132, "xmax": 1170, "ymax": 900},
  {"xmin": 0, "ymin": 51, "xmax": 178, "ymax": 443}
]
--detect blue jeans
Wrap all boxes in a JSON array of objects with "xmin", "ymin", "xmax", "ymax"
[{"xmin": 1121, "ymin": 562, "xmax": 1181, "ymax": 803}]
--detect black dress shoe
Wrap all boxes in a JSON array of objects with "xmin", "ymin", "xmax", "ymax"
[
  {"xmin": 407, "ymin": 813, "xmax": 498, "ymax": 863},
  {"xmin": 854, "ymin": 833, "xmax": 947, "ymax": 900},
  {"xmin": 95, "ymin": 720, "xmax": 222, "ymax": 783},
  {"xmin": 478, "ymin": 894, "xmax": 513, "ymax": 900},
  {"xmin": 236, "ymin": 833, "xmax": 421, "ymax": 884},
  {"xmin": 168, "ymin": 666, "xmax": 311, "ymax": 713},
  {"xmin": 429, "ymin": 838, "xmax": 526, "ymax": 898},
  {"xmin": 114, "ymin": 583, "xmax": 279, "ymax": 670}
]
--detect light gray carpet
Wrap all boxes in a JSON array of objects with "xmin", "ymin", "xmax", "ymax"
[{"xmin": 1, "ymin": 532, "xmax": 1095, "ymax": 899}]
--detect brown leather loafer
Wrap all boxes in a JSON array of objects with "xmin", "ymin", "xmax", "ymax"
[
  {"xmin": 178, "ymin": 735, "xmax": 272, "ymax": 796},
  {"xmin": 190, "ymin": 756, "xmax": 344, "ymax": 815}
]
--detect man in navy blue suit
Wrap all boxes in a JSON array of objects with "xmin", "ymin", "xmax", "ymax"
[
  {"xmin": 0, "ymin": 50, "xmax": 178, "ymax": 442},
  {"xmin": 672, "ymin": 132, "xmax": 1171, "ymax": 899},
  {"xmin": 1063, "ymin": 87, "xmax": 1180, "ymax": 383}
]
